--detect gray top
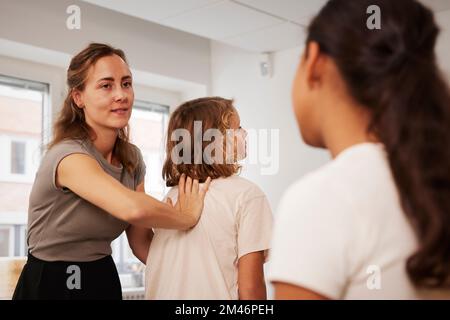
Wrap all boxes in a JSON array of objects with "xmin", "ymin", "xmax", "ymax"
[{"xmin": 27, "ymin": 139, "xmax": 146, "ymax": 262}]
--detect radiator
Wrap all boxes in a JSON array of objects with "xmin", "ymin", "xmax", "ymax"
[{"xmin": 122, "ymin": 287, "xmax": 145, "ymax": 300}]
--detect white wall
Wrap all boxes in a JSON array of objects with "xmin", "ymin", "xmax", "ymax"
[
  {"xmin": 210, "ymin": 41, "xmax": 330, "ymax": 211},
  {"xmin": 0, "ymin": 0, "xmax": 211, "ymax": 87},
  {"xmin": 210, "ymin": 8, "xmax": 450, "ymax": 211}
]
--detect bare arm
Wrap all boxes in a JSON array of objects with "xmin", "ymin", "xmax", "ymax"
[
  {"xmin": 126, "ymin": 181, "xmax": 153, "ymax": 264},
  {"xmin": 56, "ymin": 154, "xmax": 210, "ymax": 230},
  {"xmin": 273, "ymin": 282, "xmax": 329, "ymax": 300},
  {"xmin": 238, "ymin": 251, "xmax": 267, "ymax": 300}
]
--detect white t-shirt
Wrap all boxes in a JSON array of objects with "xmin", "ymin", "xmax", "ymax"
[
  {"xmin": 145, "ymin": 176, "xmax": 273, "ymax": 300},
  {"xmin": 268, "ymin": 143, "xmax": 450, "ymax": 299}
]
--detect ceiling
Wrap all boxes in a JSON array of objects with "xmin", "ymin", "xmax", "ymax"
[{"xmin": 82, "ymin": 0, "xmax": 450, "ymax": 53}]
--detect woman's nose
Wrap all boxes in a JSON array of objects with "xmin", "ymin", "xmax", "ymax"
[{"xmin": 113, "ymin": 87, "xmax": 127, "ymax": 101}]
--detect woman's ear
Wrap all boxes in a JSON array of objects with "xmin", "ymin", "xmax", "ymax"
[
  {"xmin": 71, "ymin": 89, "xmax": 84, "ymax": 108},
  {"xmin": 304, "ymin": 41, "xmax": 324, "ymax": 89}
]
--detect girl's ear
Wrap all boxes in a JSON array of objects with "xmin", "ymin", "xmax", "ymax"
[
  {"xmin": 71, "ymin": 89, "xmax": 84, "ymax": 108},
  {"xmin": 304, "ymin": 41, "xmax": 324, "ymax": 89}
]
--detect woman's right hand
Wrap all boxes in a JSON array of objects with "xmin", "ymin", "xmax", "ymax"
[{"xmin": 167, "ymin": 174, "xmax": 211, "ymax": 229}]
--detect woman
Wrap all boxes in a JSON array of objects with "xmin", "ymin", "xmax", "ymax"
[
  {"xmin": 269, "ymin": 0, "xmax": 450, "ymax": 299},
  {"xmin": 13, "ymin": 43, "xmax": 210, "ymax": 300}
]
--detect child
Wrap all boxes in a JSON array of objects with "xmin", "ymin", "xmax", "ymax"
[
  {"xmin": 269, "ymin": 0, "xmax": 450, "ymax": 299},
  {"xmin": 145, "ymin": 97, "xmax": 273, "ymax": 299}
]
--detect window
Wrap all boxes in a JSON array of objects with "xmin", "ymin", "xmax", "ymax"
[
  {"xmin": 0, "ymin": 226, "xmax": 14, "ymax": 256},
  {"xmin": 111, "ymin": 100, "xmax": 169, "ymax": 287},
  {"xmin": 10, "ymin": 141, "xmax": 26, "ymax": 174},
  {"xmin": 0, "ymin": 225, "xmax": 27, "ymax": 257},
  {"xmin": 129, "ymin": 100, "xmax": 169, "ymax": 200},
  {"xmin": 0, "ymin": 75, "xmax": 48, "ymax": 257}
]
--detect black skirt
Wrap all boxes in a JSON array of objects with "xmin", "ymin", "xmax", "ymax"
[{"xmin": 12, "ymin": 253, "xmax": 122, "ymax": 300}]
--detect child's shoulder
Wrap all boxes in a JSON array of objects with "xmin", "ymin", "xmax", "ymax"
[
  {"xmin": 214, "ymin": 176, "xmax": 267, "ymax": 199},
  {"xmin": 166, "ymin": 175, "xmax": 267, "ymax": 200}
]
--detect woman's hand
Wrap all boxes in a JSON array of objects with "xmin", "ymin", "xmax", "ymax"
[{"xmin": 167, "ymin": 174, "xmax": 211, "ymax": 229}]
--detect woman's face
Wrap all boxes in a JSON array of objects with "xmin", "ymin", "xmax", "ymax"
[
  {"xmin": 291, "ymin": 43, "xmax": 326, "ymax": 147},
  {"xmin": 73, "ymin": 54, "xmax": 134, "ymax": 132}
]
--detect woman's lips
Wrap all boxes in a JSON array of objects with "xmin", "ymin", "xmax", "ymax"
[{"xmin": 111, "ymin": 108, "xmax": 128, "ymax": 115}]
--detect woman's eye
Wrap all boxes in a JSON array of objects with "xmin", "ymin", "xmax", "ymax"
[
  {"xmin": 101, "ymin": 83, "xmax": 111, "ymax": 89},
  {"xmin": 123, "ymin": 82, "xmax": 132, "ymax": 88}
]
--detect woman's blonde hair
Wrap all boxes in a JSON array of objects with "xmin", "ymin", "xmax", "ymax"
[
  {"xmin": 48, "ymin": 43, "xmax": 138, "ymax": 172},
  {"xmin": 162, "ymin": 97, "xmax": 241, "ymax": 186}
]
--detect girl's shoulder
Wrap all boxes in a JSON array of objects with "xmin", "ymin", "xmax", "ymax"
[
  {"xmin": 213, "ymin": 175, "xmax": 268, "ymax": 201},
  {"xmin": 165, "ymin": 175, "xmax": 267, "ymax": 201}
]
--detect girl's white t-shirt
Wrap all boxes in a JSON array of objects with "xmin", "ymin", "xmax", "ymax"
[
  {"xmin": 145, "ymin": 176, "xmax": 273, "ymax": 300},
  {"xmin": 268, "ymin": 143, "xmax": 450, "ymax": 299}
]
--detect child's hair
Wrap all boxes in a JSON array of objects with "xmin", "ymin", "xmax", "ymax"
[
  {"xmin": 308, "ymin": 0, "xmax": 450, "ymax": 288},
  {"xmin": 48, "ymin": 42, "xmax": 138, "ymax": 173},
  {"xmin": 162, "ymin": 97, "xmax": 241, "ymax": 187}
]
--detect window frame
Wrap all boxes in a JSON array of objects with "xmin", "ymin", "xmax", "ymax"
[
  {"xmin": 10, "ymin": 140, "xmax": 26, "ymax": 175},
  {"xmin": 0, "ymin": 74, "xmax": 49, "ymax": 184},
  {"xmin": 0, "ymin": 75, "xmax": 49, "ymax": 258},
  {"xmin": 132, "ymin": 99, "xmax": 169, "ymax": 199},
  {"xmin": 18, "ymin": 225, "xmax": 28, "ymax": 257},
  {"xmin": 0, "ymin": 225, "xmax": 15, "ymax": 257},
  {"xmin": 0, "ymin": 135, "xmax": 41, "ymax": 183}
]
